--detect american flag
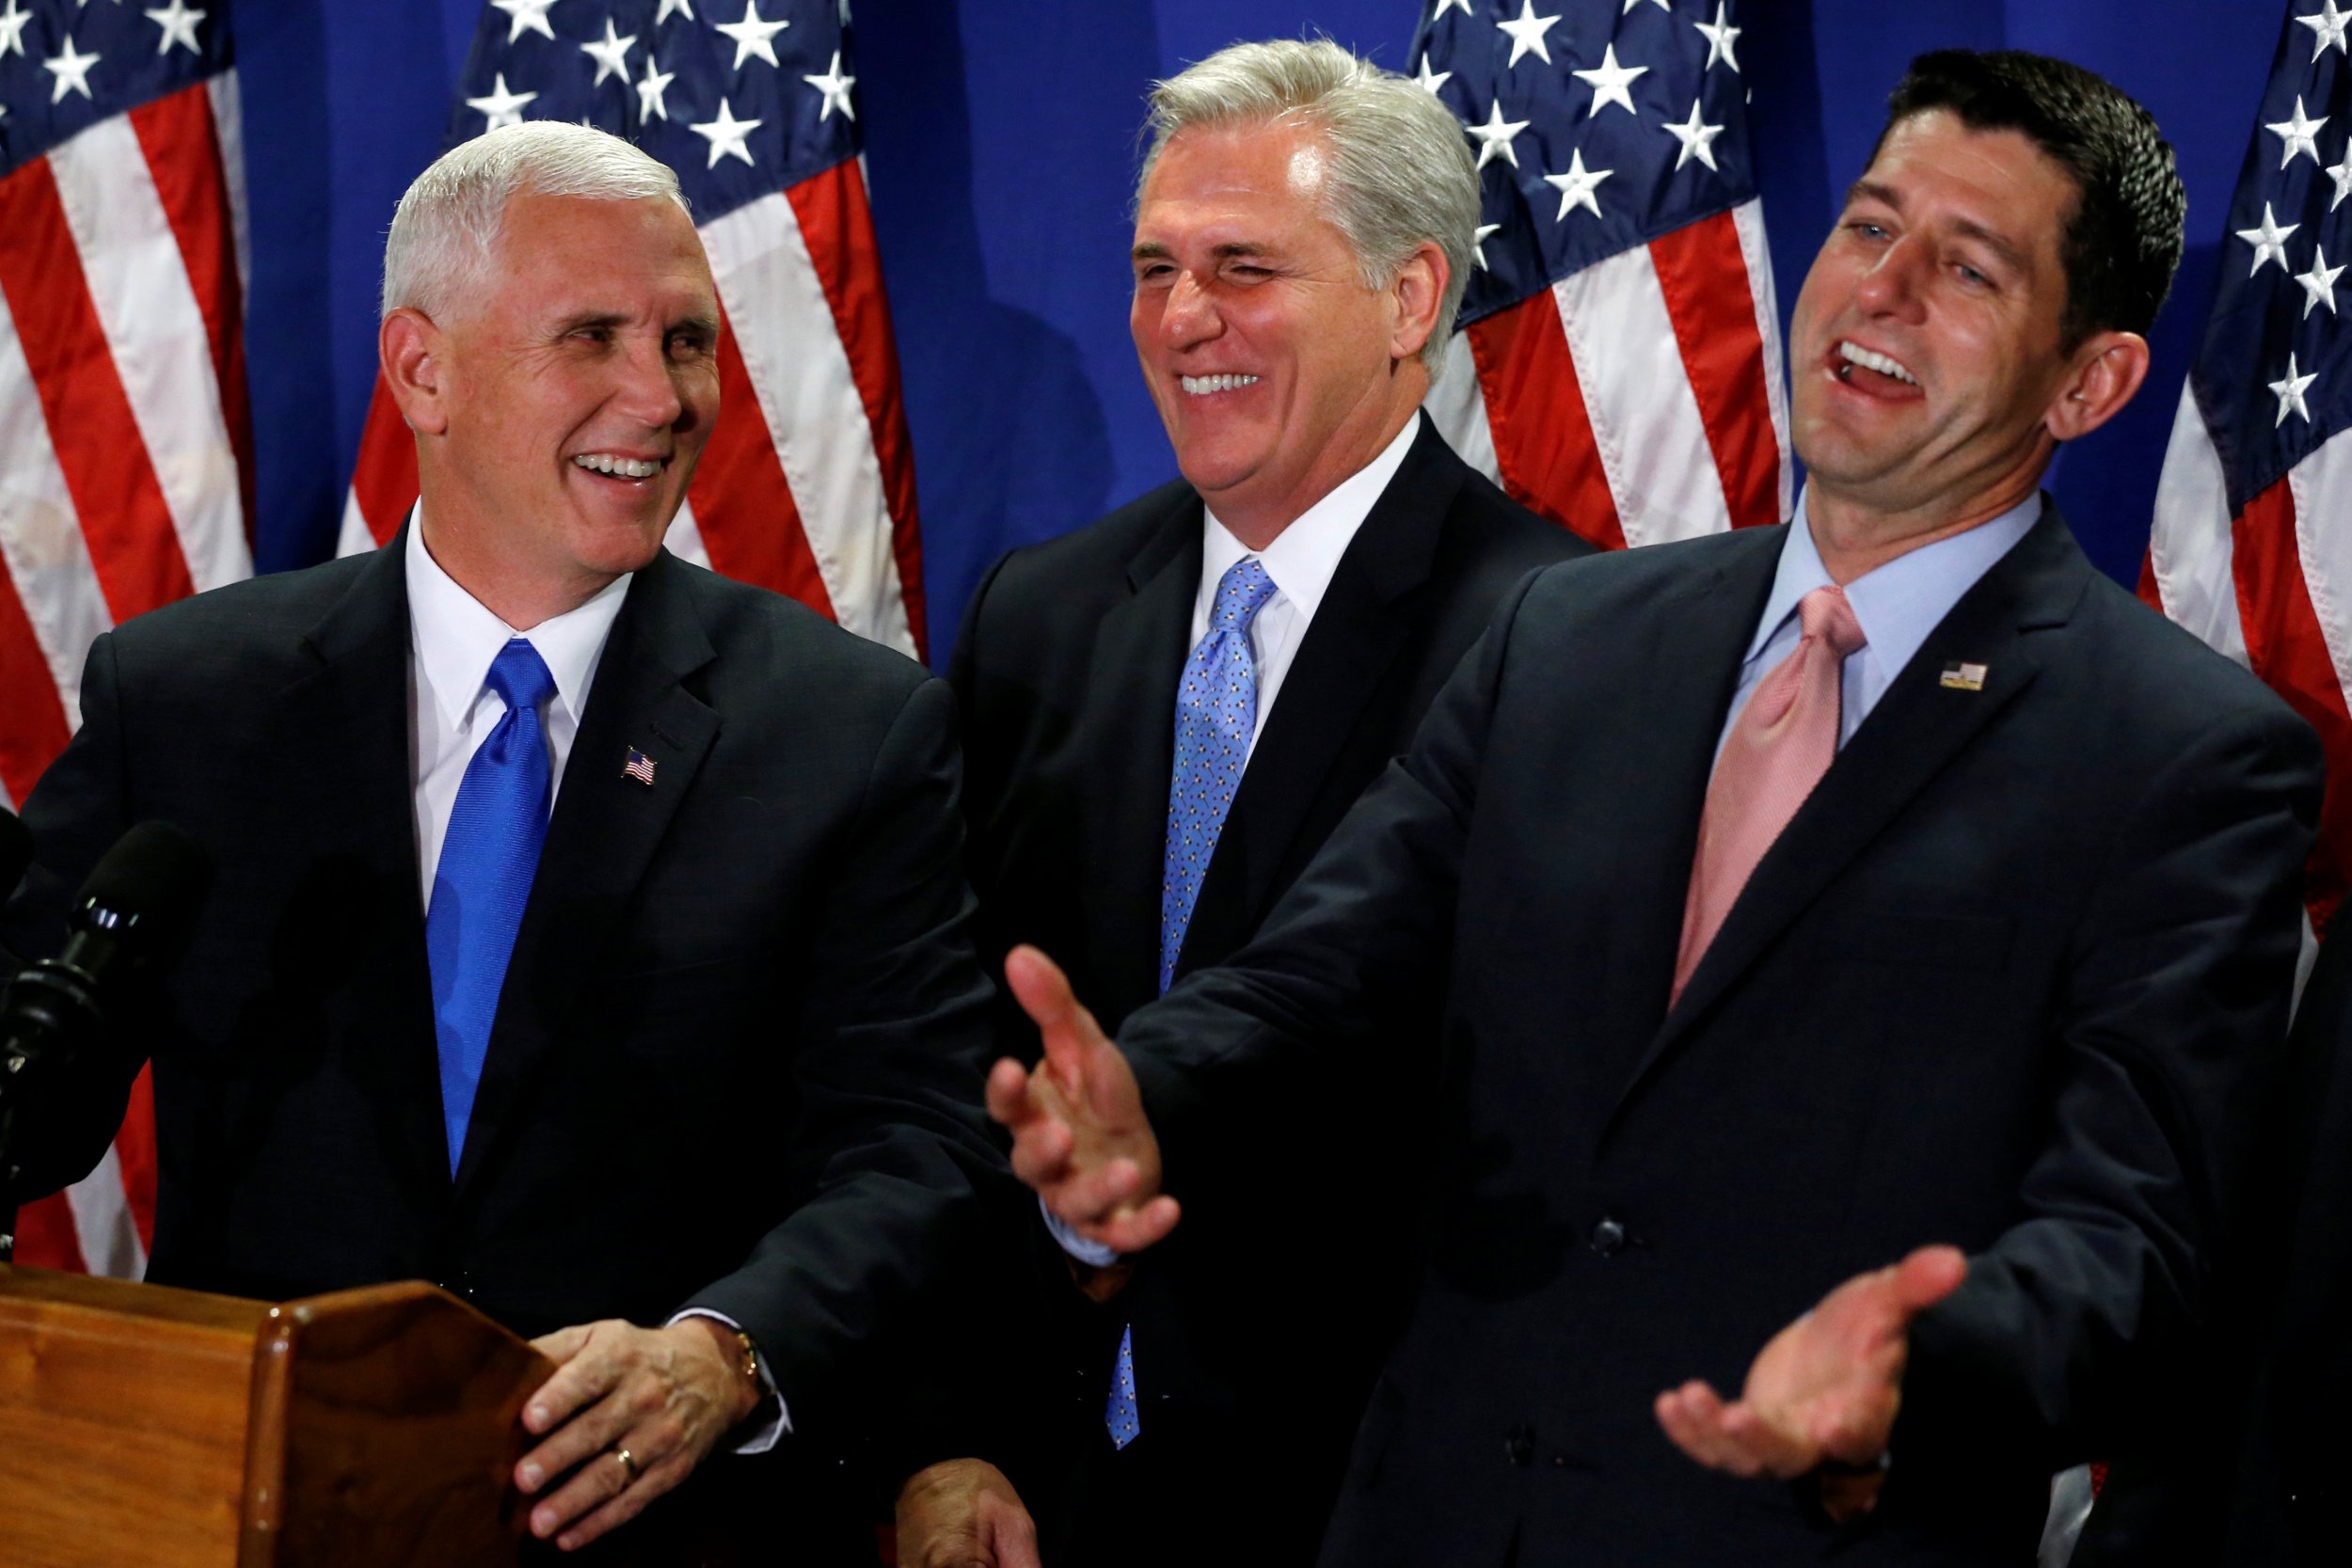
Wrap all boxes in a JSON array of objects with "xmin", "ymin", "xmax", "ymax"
[
  {"xmin": 2146, "ymin": 0, "xmax": 2352, "ymax": 934},
  {"xmin": 0, "ymin": 0, "xmax": 245, "ymax": 1277},
  {"xmin": 340, "ymin": 0, "xmax": 928, "ymax": 660},
  {"xmin": 1413, "ymin": 0, "xmax": 1789, "ymax": 547}
]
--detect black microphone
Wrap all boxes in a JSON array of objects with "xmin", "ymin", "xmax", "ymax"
[{"xmin": 0, "ymin": 823, "xmax": 210, "ymax": 1248}]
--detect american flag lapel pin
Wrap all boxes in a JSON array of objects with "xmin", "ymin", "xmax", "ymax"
[
  {"xmin": 1939, "ymin": 661, "xmax": 1989, "ymax": 692},
  {"xmin": 623, "ymin": 747, "xmax": 659, "ymax": 786}
]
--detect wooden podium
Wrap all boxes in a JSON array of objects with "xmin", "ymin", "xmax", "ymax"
[{"xmin": 0, "ymin": 1265, "xmax": 554, "ymax": 1567}]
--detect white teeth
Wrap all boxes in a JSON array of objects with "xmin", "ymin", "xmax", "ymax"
[
  {"xmin": 1836, "ymin": 341, "xmax": 1917, "ymax": 386},
  {"xmin": 573, "ymin": 453, "xmax": 662, "ymax": 479},
  {"xmin": 1181, "ymin": 373, "xmax": 1260, "ymax": 395}
]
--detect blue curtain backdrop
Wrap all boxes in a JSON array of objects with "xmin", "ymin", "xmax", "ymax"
[{"xmin": 240, "ymin": 1, "xmax": 2279, "ymax": 665}]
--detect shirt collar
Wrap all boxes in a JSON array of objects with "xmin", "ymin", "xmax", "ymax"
[
  {"xmin": 1746, "ymin": 488, "xmax": 2043, "ymax": 673},
  {"xmin": 405, "ymin": 511, "xmax": 631, "ymax": 732},
  {"xmin": 1200, "ymin": 411, "xmax": 1422, "ymax": 619}
]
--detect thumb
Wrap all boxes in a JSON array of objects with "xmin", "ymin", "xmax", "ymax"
[
  {"xmin": 1006, "ymin": 944, "xmax": 1108, "ymax": 1088},
  {"xmin": 1888, "ymin": 1244, "xmax": 1968, "ymax": 1316}
]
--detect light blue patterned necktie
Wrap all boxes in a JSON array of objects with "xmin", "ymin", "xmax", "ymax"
[
  {"xmin": 1108, "ymin": 556, "xmax": 1277, "ymax": 1452},
  {"xmin": 1158, "ymin": 555, "xmax": 1277, "ymax": 993},
  {"xmin": 425, "ymin": 638, "xmax": 556, "ymax": 1176}
]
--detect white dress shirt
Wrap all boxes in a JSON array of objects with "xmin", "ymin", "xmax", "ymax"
[
  {"xmin": 403, "ymin": 517, "xmax": 786, "ymax": 1449},
  {"xmin": 1192, "ymin": 411, "xmax": 1422, "ymax": 755},
  {"xmin": 405, "ymin": 517, "xmax": 628, "ymax": 911}
]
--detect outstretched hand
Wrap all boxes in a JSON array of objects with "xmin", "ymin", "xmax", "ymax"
[
  {"xmin": 984, "ymin": 944, "xmax": 1180, "ymax": 1256},
  {"xmin": 1655, "ymin": 1244, "xmax": 1967, "ymax": 1496}
]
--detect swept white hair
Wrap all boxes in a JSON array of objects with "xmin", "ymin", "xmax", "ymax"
[
  {"xmin": 1142, "ymin": 39, "xmax": 1479, "ymax": 369},
  {"xmin": 381, "ymin": 121, "xmax": 688, "ymax": 321}
]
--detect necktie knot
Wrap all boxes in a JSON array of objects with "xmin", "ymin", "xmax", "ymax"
[
  {"xmin": 485, "ymin": 638, "xmax": 556, "ymax": 716},
  {"xmin": 1798, "ymin": 585, "xmax": 1866, "ymax": 660},
  {"xmin": 1209, "ymin": 557, "xmax": 1278, "ymax": 633}
]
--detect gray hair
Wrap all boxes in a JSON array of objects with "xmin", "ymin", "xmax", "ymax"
[
  {"xmin": 381, "ymin": 121, "xmax": 688, "ymax": 321},
  {"xmin": 1142, "ymin": 40, "xmax": 1479, "ymax": 369}
]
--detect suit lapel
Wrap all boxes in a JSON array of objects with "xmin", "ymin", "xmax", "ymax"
[
  {"xmin": 1619, "ymin": 503, "xmax": 2093, "ymax": 1112},
  {"xmin": 453, "ymin": 551, "xmax": 720, "ymax": 1193},
  {"xmin": 1079, "ymin": 493, "xmax": 1201, "ymax": 1015},
  {"xmin": 288, "ymin": 531, "xmax": 445, "ymax": 1200},
  {"xmin": 1180, "ymin": 421, "xmax": 1461, "ymax": 965}
]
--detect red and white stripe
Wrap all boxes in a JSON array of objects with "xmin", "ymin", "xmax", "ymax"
[
  {"xmin": 2147, "ymin": 381, "xmax": 2352, "ymax": 937},
  {"xmin": 341, "ymin": 156, "xmax": 926, "ymax": 659},
  {"xmin": 1424, "ymin": 197, "xmax": 1791, "ymax": 549},
  {"xmin": 0, "ymin": 72, "xmax": 247, "ymax": 1277}
]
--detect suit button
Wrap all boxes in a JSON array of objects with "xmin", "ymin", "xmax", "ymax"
[
  {"xmin": 1589, "ymin": 1217, "xmax": 1628, "ymax": 1256},
  {"xmin": 1505, "ymin": 1429, "xmax": 1534, "ymax": 1467}
]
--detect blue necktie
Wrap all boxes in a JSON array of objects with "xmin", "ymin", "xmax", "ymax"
[
  {"xmin": 426, "ymin": 639, "xmax": 556, "ymax": 1176},
  {"xmin": 1109, "ymin": 557, "xmax": 1277, "ymax": 1451},
  {"xmin": 1158, "ymin": 556, "xmax": 1277, "ymax": 994}
]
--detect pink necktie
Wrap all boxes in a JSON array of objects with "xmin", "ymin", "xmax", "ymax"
[{"xmin": 1671, "ymin": 585, "xmax": 1867, "ymax": 1006}]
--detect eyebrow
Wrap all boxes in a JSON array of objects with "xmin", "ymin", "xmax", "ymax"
[
  {"xmin": 548, "ymin": 309, "xmax": 721, "ymax": 337},
  {"xmin": 1131, "ymin": 240, "xmax": 1276, "ymax": 263},
  {"xmin": 1845, "ymin": 179, "xmax": 2031, "ymax": 276}
]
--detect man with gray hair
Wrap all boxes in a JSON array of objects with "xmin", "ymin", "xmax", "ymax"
[
  {"xmin": 940, "ymin": 38, "xmax": 1586, "ymax": 1565},
  {"xmin": 2, "ymin": 120, "xmax": 1008, "ymax": 1558}
]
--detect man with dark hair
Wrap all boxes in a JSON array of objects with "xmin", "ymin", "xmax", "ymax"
[{"xmin": 988, "ymin": 50, "xmax": 2320, "ymax": 1568}]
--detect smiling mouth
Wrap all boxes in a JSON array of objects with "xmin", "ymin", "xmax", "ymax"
[
  {"xmin": 572, "ymin": 452, "xmax": 668, "ymax": 480},
  {"xmin": 1181, "ymin": 373, "xmax": 1259, "ymax": 396},
  {"xmin": 1834, "ymin": 340, "xmax": 1919, "ymax": 388}
]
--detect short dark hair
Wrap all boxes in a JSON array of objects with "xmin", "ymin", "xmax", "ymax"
[{"xmin": 1878, "ymin": 50, "xmax": 2185, "ymax": 346}]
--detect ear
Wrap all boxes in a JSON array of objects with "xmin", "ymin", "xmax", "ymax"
[
  {"xmin": 380, "ymin": 308, "xmax": 452, "ymax": 437},
  {"xmin": 1388, "ymin": 240, "xmax": 1449, "ymax": 365},
  {"xmin": 2043, "ymin": 329, "xmax": 2150, "ymax": 443}
]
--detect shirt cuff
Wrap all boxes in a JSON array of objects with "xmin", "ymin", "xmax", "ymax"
[
  {"xmin": 1041, "ymin": 1194, "xmax": 1121, "ymax": 1268},
  {"xmin": 667, "ymin": 1307, "xmax": 790, "ymax": 1452}
]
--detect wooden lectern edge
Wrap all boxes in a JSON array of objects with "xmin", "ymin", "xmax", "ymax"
[{"xmin": 237, "ymin": 1280, "xmax": 557, "ymax": 1568}]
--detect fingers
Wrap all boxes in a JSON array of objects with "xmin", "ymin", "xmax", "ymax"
[
  {"xmin": 991, "ymin": 1497, "xmax": 1043, "ymax": 1568},
  {"xmin": 542, "ymin": 1439, "xmax": 694, "ymax": 1552},
  {"xmin": 985, "ymin": 1056, "xmax": 1043, "ymax": 1132},
  {"xmin": 530, "ymin": 1323, "xmax": 593, "ymax": 1364},
  {"xmin": 522, "ymin": 1320, "xmax": 629, "ymax": 1438},
  {"xmin": 1095, "ymin": 1193, "xmax": 1181, "ymax": 1254},
  {"xmin": 1004, "ymin": 944, "xmax": 1111, "ymax": 1090},
  {"xmin": 1655, "ymin": 1380, "xmax": 1815, "ymax": 1480}
]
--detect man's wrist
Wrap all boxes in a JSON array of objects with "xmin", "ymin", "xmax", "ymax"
[{"xmin": 681, "ymin": 1314, "xmax": 765, "ymax": 1428}]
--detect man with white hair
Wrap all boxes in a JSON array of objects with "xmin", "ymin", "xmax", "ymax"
[
  {"xmin": 2, "ymin": 121, "xmax": 1006, "ymax": 1557},
  {"xmin": 940, "ymin": 39, "xmax": 1585, "ymax": 1565}
]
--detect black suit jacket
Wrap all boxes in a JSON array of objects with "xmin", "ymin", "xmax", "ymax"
[
  {"xmin": 1119, "ymin": 504, "xmax": 2320, "ymax": 1567},
  {"xmin": 949, "ymin": 420, "xmax": 1588, "ymax": 1562},
  {"xmin": 2, "ymin": 537, "xmax": 1004, "ymax": 1536}
]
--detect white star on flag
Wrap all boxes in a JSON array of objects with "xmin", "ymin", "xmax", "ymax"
[
  {"xmin": 1663, "ymin": 99, "xmax": 1724, "ymax": 171},
  {"xmin": 655, "ymin": 0, "xmax": 693, "ymax": 20},
  {"xmin": 490, "ymin": 0, "xmax": 559, "ymax": 45},
  {"xmin": 2330, "ymin": 150, "xmax": 2352, "ymax": 211},
  {"xmin": 1433, "ymin": 0, "xmax": 1474, "ymax": 15},
  {"xmin": 636, "ymin": 53, "xmax": 675, "ymax": 121},
  {"xmin": 1471, "ymin": 221, "xmax": 1502, "ymax": 269},
  {"xmin": 580, "ymin": 18, "xmax": 636, "ymax": 87},
  {"xmin": 0, "ymin": 0, "xmax": 30, "ymax": 61},
  {"xmin": 2237, "ymin": 202, "xmax": 2300, "ymax": 276},
  {"xmin": 2267, "ymin": 95, "xmax": 2328, "ymax": 169},
  {"xmin": 1466, "ymin": 100, "xmax": 1532, "ymax": 171},
  {"xmin": 2271, "ymin": 352, "xmax": 2319, "ymax": 425},
  {"xmin": 143, "ymin": 0, "xmax": 204, "ymax": 55},
  {"xmin": 690, "ymin": 96, "xmax": 762, "ymax": 167},
  {"xmin": 2296, "ymin": 244, "xmax": 2345, "ymax": 317},
  {"xmin": 1543, "ymin": 148, "xmax": 1613, "ymax": 219},
  {"xmin": 804, "ymin": 50, "xmax": 855, "ymax": 121},
  {"xmin": 1496, "ymin": 0, "xmax": 1563, "ymax": 69},
  {"xmin": 467, "ymin": 71, "xmax": 538, "ymax": 130},
  {"xmin": 43, "ymin": 37, "xmax": 101, "ymax": 103},
  {"xmin": 1623, "ymin": 0, "xmax": 1670, "ymax": 11},
  {"xmin": 1573, "ymin": 44, "xmax": 1646, "ymax": 119},
  {"xmin": 716, "ymin": 0, "xmax": 790, "ymax": 71},
  {"xmin": 2299, "ymin": 0, "xmax": 2352, "ymax": 60},
  {"xmin": 1694, "ymin": 4, "xmax": 1742, "ymax": 72},
  {"xmin": 1414, "ymin": 55, "xmax": 1451, "ymax": 96}
]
